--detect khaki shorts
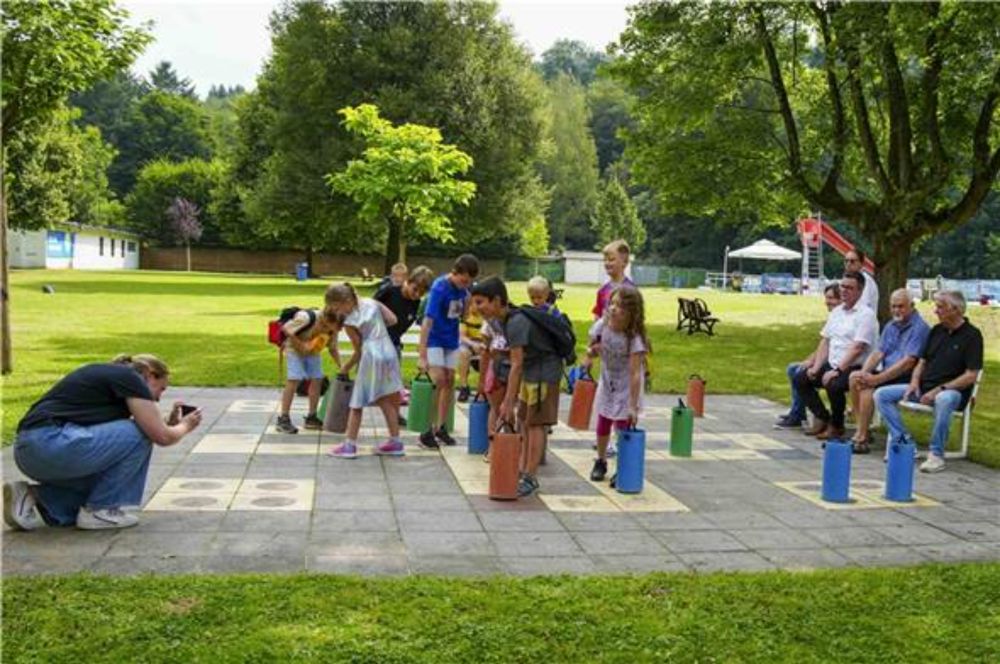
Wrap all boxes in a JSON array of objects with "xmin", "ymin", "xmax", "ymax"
[{"xmin": 517, "ymin": 381, "xmax": 560, "ymax": 426}]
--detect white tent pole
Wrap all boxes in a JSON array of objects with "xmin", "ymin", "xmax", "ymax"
[{"xmin": 722, "ymin": 245, "xmax": 729, "ymax": 289}]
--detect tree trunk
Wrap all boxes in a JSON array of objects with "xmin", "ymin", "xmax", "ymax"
[
  {"xmin": 873, "ymin": 239, "xmax": 911, "ymax": 325},
  {"xmin": 185, "ymin": 242, "xmax": 191, "ymax": 272},
  {"xmin": 1, "ymin": 156, "xmax": 11, "ymax": 375},
  {"xmin": 384, "ymin": 217, "xmax": 402, "ymax": 274}
]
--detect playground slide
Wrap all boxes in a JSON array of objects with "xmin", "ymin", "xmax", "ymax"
[{"xmin": 797, "ymin": 217, "xmax": 876, "ymax": 272}]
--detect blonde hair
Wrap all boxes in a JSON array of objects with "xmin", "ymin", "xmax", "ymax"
[
  {"xmin": 407, "ymin": 265, "xmax": 434, "ymax": 292},
  {"xmin": 323, "ymin": 282, "xmax": 359, "ymax": 322},
  {"xmin": 603, "ymin": 239, "xmax": 631, "ymax": 261},
  {"xmin": 527, "ymin": 275, "xmax": 551, "ymax": 298},
  {"xmin": 112, "ymin": 354, "xmax": 169, "ymax": 378},
  {"xmin": 391, "ymin": 262, "xmax": 408, "ymax": 275}
]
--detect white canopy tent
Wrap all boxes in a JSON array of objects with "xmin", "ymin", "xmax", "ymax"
[{"xmin": 723, "ymin": 240, "xmax": 802, "ymax": 289}]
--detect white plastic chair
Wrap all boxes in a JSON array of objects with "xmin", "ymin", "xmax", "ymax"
[{"xmin": 887, "ymin": 370, "xmax": 984, "ymax": 459}]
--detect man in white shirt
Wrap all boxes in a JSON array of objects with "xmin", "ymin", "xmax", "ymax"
[
  {"xmin": 795, "ymin": 272, "xmax": 879, "ymax": 440},
  {"xmin": 844, "ymin": 248, "xmax": 878, "ymax": 314}
]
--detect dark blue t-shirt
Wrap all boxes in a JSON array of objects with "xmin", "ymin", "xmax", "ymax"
[{"xmin": 424, "ymin": 275, "xmax": 467, "ymax": 350}]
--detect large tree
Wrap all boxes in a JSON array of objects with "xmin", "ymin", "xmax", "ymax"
[
  {"xmin": 614, "ymin": 1, "xmax": 1000, "ymax": 320},
  {"xmin": 539, "ymin": 73, "xmax": 601, "ymax": 250},
  {"xmin": 227, "ymin": 0, "xmax": 547, "ymax": 268},
  {"xmin": 125, "ymin": 158, "xmax": 224, "ymax": 246},
  {"xmin": 328, "ymin": 104, "xmax": 476, "ymax": 271},
  {"xmin": 1, "ymin": 0, "xmax": 149, "ymax": 373},
  {"xmin": 539, "ymin": 39, "xmax": 608, "ymax": 86}
]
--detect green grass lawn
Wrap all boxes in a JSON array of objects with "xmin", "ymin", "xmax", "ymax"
[
  {"xmin": 3, "ymin": 564, "xmax": 999, "ymax": 662},
  {"xmin": 2, "ymin": 269, "xmax": 998, "ymax": 465}
]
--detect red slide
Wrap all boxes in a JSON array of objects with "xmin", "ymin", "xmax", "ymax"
[{"xmin": 797, "ymin": 217, "xmax": 876, "ymax": 272}]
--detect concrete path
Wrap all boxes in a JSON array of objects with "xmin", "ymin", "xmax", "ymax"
[{"xmin": 4, "ymin": 389, "xmax": 998, "ymax": 577}]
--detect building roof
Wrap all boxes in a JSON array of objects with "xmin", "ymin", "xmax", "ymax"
[{"xmin": 53, "ymin": 221, "xmax": 141, "ymax": 239}]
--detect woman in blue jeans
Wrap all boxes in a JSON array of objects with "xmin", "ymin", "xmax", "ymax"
[{"xmin": 3, "ymin": 354, "xmax": 202, "ymax": 531}]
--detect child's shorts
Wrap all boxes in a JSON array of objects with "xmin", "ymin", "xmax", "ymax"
[
  {"xmin": 596, "ymin": 414, "xmax": 629, "ymax": 437},
  {"xmin": 286, "ymin": 351, "xmax": 324, "ymax": 381},
  {"xmin": 517, "ymin": 381, "xmax": 560, "ymax": 426},
  {"xmin": 427, "ymin": 347, "xmax": 459, "ymax": 370}
]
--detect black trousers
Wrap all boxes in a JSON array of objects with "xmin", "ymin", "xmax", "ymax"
[{"xmin": 794, "ymin": 362, "xmax": 859, "ymax": 428}]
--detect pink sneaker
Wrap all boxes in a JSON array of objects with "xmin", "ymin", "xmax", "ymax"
[
  {"xmin": 328, "ymin": 442, "xmax": 358, "ymax": 459},
  {"xmin": 374, "ymin": 439, "xmax": 405, "ymax": 456}
]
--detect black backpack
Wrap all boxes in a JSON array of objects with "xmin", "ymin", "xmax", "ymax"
[
  {"xmin": 268, "ymin": 307, "xmax": 317, "ymax": 346},
  {"xmin": 514, "ymin": 306, "xmax": 576, "ymax": 365}
]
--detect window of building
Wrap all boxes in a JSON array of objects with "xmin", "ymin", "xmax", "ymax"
[
  {"xmin": 111, "ymin": 238, "xmax": 116, "ymax": 256},
  {"xmin": 127, "ymin": 241, "xmax": 137, "ymax": 253},
  {"xmin": 99, "ymin": 237, "xmax": 104, "ymax": 256}
]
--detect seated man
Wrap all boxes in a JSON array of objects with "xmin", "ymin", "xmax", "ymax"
[
  {"xmin": 776, "ymin": 283, "xmax": 842, "ymax": 429},
  {"xmin": 847, "ymin": 289, "xmax": 929, "ymax": 453},
  {"xmin": 795, "ymin": 272, "xmax": 878, "ymax": 440},
  {"xmin": 874, "ymin": 290, "xmax": 984, "ymax": 473}
]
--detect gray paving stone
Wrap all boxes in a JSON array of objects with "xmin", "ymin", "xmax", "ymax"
[
  {"xmin": 704, "ymin": 511, "xmax": 787, "ymax": 530},
  {"xmin": 392, "ymin": 494, "xmax": 471, "ymax": 511},
  {"xmin": 874, "ymin": 524, "xmax": 960, "ymax": 546},
  {"xmin": 935, "ymin": 521, "xmax": 1000, "ymax": 543},
  {"xmin": 309, "ymin": 532, "xmax": 405, "ymax": 557},
  {"xmin": 183, "ymin": 454, "xmax": 254, "ymax": 466},
  {"xmin": 771, "ymin": 509, "xmax": 857, "ymax": 529},
  {"xmin": 199, "ymin": 554, "xmax": 305, "ymax": 574},
  {"xmin": 500, "ymin": 556, "xmax": 597, "ymax": 576},
  {"xmin": 757, "ymin": 547, "xmax": 853, "ymax": 570},
  {"xmin": 316, "ymin": 480, "xmax": 389, "ymax": 495},
  {"xmin": 631, "ymin": 512, "xmax": 716, "ymax": 531},
  {"xmin": 489, "ymin": 531, "xmax": 583, "ymax": 557},
  {"xmin": 655, "ymin": 529, "xmax": 748, "ymax": 553},
  {"xmin": 88, "ymin": 555, "xmax": 214, "ymax": 576},
  {"xmin": 402, "ymin": 531, "xmax": 495, "ymax": 557},
  {"xmin": 478, "ymin": 511, "xmax": 566, "ymax": 532},
  {"xmin": 135, "ymin": 511, "xmax": 226, "ymax": 532},
  {"xmin": 911, "ymin": 542, "xmax": 996, "ymax": 563},
  {"xmin": 573, "ymin": 530, "xmax": 668, "ymax": 556},
  {"xmin": 3, "ymin": 528, "xmax": 119, "ymax": 556},
  {"xmin": 556, "ymin": 512, "xmax": 643, "ymax": 532},
  {"xmin": 243, "ymin": 464, "xmax": 318, "ymax": 479},
  {"xmin": 844, "ymin": 509, "xmax": 925, "ymax": 526},
  {"xmin": 311, "ymin": 510, "xmax": 398, "ymax": 532},
  {"xmin": 104, "ymin": 532, "xmax": 216, "ymax": 558},
  {"xmin": 218, "ymin": 511, "xmax": 312, "ymax": 532},
  {"xmin": 676, "ymin": 551, "xmax": 776, "ymax": 572},
  {"xmin": 387, "ymin": 479, "xmax": 462, "ymax": 495},
  {"xmin": 803, "ymin": 527, "xmax": 899, "ymax": 548},
  {"xmin": 314, "ymin": 492, "xmax": 393, "ymax": 511},
  {"xmin": 729, "ymin": 528, "xmax": 822, "ymax": 550},
  {"xmin": 836, "ymin": 546, "xmax": 929, "ymax": 567},
  {"xmin": 169, "ymin": 463, "xmax": 249, "ymax": 478},
  {"xmin": 589, "ymin": 554, "xmax": 688, "ymax": 574},
  {"xmin": 2, "ymin": 554, "xmax": 101, "ymax": 576},
  {"xmin": 397, "ymin": 510, "xmax": 482, "ymax": 533},
  {"xmin": 306, "ymin": 555, "xmax": 409, "ymax": 576},
  {"xmin": 408, "ymin": 555, "xmax": 503, "ymax": 576}
]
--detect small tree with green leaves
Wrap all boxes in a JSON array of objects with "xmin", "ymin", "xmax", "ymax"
[
  {"xmin": 327, "ymin": 104, "xmax": 476, "ymax": 272},
  {"xmin": 591, "ymin": 175, "xmax": 646, "ymax": 252}
]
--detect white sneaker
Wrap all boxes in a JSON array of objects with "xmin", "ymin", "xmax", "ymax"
[
  {"xmin": 606, "ymin": 441, "xmax": 617, "ymax": 458},
  {"xmin": 3, "ymin": 481, "xmax": 46, "ymax": 531},
  {"xmin": 76, "ymin": 507, "xmax": 139, "ymax": 530},
  {"xmin": 919, "ymin": 454, "xmax": 946, "ymax": 473}
]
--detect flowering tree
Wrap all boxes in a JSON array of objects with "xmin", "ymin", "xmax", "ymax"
[{"xmin": 167, "ymin": 197, "xmax": 201, "ymax": 271}]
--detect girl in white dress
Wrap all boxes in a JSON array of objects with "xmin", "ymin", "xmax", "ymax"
[
  {"xmin": 324, "ymin": 283, "xmax": 404, "ymax": 459},
  {"xmin": 580, "ymin": 286, "xmax": 650, "ymax": 483}
]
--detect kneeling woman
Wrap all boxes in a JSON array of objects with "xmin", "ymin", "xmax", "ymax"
[{"xmin": 4, "ymin": 354, "xmax": 202, "ymax": 531}]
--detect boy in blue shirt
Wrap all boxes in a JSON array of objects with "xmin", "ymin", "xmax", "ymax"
[{"xmin": 417, "ymin": 254, "xmax": 479, "ymax": 448}]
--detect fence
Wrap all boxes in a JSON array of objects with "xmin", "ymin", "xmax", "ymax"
[
  {"xmin": 633, "ymin": 264, "xmax": 708, "ymax": 288},
  {"xmin": 505, "ymin": 257, "xmax": 565, "ymax": 282}
]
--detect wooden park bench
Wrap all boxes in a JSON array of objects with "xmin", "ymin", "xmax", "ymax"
[
  {"xmin": 676, "ymin": 297, "xmax": 719, "ymax": 336},
  {"xmin": 359, "ymin": 267, "xmax": 374, "ymax": 282}
]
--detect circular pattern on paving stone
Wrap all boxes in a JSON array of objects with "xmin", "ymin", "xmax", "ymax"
[
  {"xmin": 251, "ymin": 496, "xmax": 296, "ymax": 507},
  {"xmin": 178, "ymin": 481, "xmax": 225, "ymax": 491},
  {"xmin": 256, "ymin": 481, "xmax": 296, "ymax": 492},
  {"xmin": 173, "ymin": 496, "xmax": 218, "ymax": 508}
]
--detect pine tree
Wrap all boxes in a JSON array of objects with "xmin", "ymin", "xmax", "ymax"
[{"xmin": 591, "ymin": 175, "xmax": 646, "ymax": 252}]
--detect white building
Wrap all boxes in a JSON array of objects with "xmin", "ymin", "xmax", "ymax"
[
  {"xmin": 562, "ymin": 250, "xmax": 633, "ymax": 285},
  {"xmin": 9, "ymin": 224, "xmax": 140, "ymax": 270}
]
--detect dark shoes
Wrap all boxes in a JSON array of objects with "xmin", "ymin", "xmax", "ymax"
[
  {"xmin": 303, "ymin": 414, "xmax": 323, "ymax": 430},
  {"xmin": 517, "ymin": 473, "xmax": 539, "ymax": 497},
  {"xmin": 275, "ymin": 415, "xmax": 298, "ymax": 434},
  {"xmin": 774, "ymin": 415, "xmax": 804, "ymax": 430},
  {"xmin": 590, "ymin": 459, "xmax": 608, "ymax": 482},
  {"xmin": 398, "ymin": 414, "xmax": 407, "ymax": 427},
  {"xmin": 435, "ymin": 426, "xmax": 456, "ymax": 446},
  {"xmin": 419, "ymin": 430, "xmax": 440, "ymax": 449},
  {"xmin": 457, "ymin": 386, "xmax": 471, "ymax": 403}
]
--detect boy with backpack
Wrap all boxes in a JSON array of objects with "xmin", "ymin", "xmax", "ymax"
[
  {"xmin": 274, "ymin": 307, "xmax": 339, "ymax": 434},
  {"xmin": 470, "ymin": 276, "xmax": 575, "ymax": 498},
  {"xmin": 417, "ymin": 254, "xmax": 480, "ymax": 448}
]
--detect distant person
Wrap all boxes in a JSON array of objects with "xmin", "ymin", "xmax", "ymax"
[
  {"xmin": 5, "ymin": 355, "xmax": 202, "ymax": 531},
  {"xmin": 581, "ymin": 286, "xmax": 649, "ymax": 486},
  {"xmin": 417, "ymin": 254, "xmax": 480, "ymax": 448},
  {"xmin": 875, "ymin": 290, "xmax": 983, "ymax": 473},
  {"xmin": 847, "ymin": 289, "xmax": 930, "ymax": 454},
  {"xmin": 844, "ymin": 249, "xmax": 878, "ymax": 314},
  {"xmin": 527, "ymin": 275, "xmax": 562, "ymax": 316},
  {"xmin": 795, "ymin": 272, "xmax": 878, "ymax": 440},
  {"xmin": 456, "ymin": 296, "xmax": 485, "ymax": 403},
  {"xmin": 775, "ymin": 283, "xmax": 842, "ymax": 429},
  {"xmin": 376, "ymin": 262, "xmax": 409, "ymax": 291}
]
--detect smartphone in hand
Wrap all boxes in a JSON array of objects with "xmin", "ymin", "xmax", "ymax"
[{"xmin": 179, "ymin": 404, "xmax": 198, "ymax": 416}]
